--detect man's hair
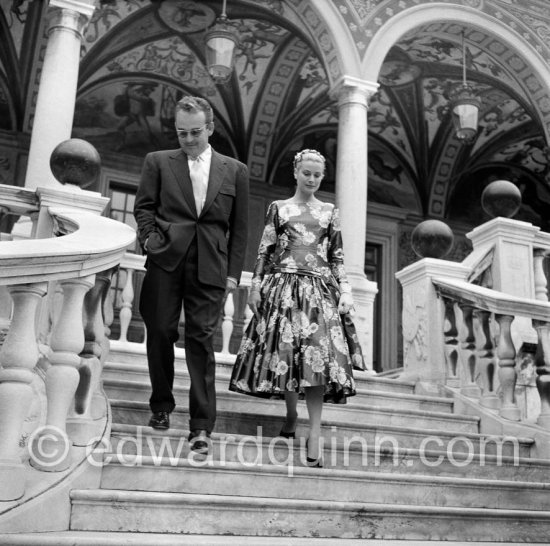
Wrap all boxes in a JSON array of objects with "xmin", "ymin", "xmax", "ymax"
[{"xmin": 175, "ymin": 96, "xmax": 214, "ymax": 124}]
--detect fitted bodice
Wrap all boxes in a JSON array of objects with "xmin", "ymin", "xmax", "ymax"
[{"xmin": 251, "ymin": 200, "xmax": 348, "ymax": 290}]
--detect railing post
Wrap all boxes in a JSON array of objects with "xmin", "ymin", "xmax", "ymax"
[
  {"xmin": 534, "ymin": 249, "xmax": 548, "ymax": 302},
  {"xmin": 442, "ymin": 297, "xmax": 460, "ymax": 387},
  {"xmin": 396, "ymin": 259, "xmax": 470, "ymax": 388},
  {"xmin": 67, "ymin": 269, "xmax": 113, "ymax": 445},
  {"xmin": 458, "ymin": 303, "xmax": 481, "ymax": 398},
  {"xmin": 495, "ymin": 313, "xmax": 521, "ymax": 421},
  {"xmin": 118, "ymin": 267, "xmax": 134, "ymax": 344},
  {"xmin": 533, "ymin": 320, "xmax": 550, "ymax": 429},
  {"xmin": 474, "ymin": 309, "xmax": 499, "ymax": 409},
  {"xmin": 220, "ymin": 292, "xmax": 235, "ymax": 354},
  {"xmin": 0, "ymin": 282, "xmax": 47, "ymax": 500},
  {"xmin": 30, "ymin": 275, "xmax": 95, "ymax": 471}
]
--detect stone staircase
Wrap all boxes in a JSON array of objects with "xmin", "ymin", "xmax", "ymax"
[{"xmin": 4, "ymin": 346, "xmax": 550, "ymax": 544}]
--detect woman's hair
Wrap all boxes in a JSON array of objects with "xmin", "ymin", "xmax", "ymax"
[
  {"xmin": 293, "ymin": 149, "xmax": 326, "ymax": 172},
  {"xmin": 175, "ymin": 96, "xmax": 214, "ymax": 124}
]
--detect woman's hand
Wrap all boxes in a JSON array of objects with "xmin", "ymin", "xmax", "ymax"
[
  {"xmin": 248, "ymin": 289, "xmax": 262, "ymax": 319},
  {"xmin": 338, "ymin": 292, "xmax": 354, "ymax": 314}
]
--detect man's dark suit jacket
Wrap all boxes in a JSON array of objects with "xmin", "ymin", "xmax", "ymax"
[{"xmin": 134, "ymin": 148, "xmax": 249, "ymax": 288}]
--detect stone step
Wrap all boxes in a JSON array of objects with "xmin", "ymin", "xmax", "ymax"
[
  {"xmin": 0, "ymin": 532, "xmax": 535, "ymax": 545},
  {"xmin": 69, "ymin": 489, "xmax": 550, "ymax": 542},
  {"xmin": 102, "ymin": 362, "xmax": 453, "ymax": 413},
  {"xmin": 104, "ymin": 348, "xmax": 417, "ymax": 395},
  {"xmin": 110, "ymin": 400, "xmax": 534, "ymax": 457},
  {"xmin": 99, "ymin": 455, "xmax": 550, "ymax": 512},
  {"xmin": 103, "ymin": 378, "xmax": 474, "ymax": 433},
  {"xmin": 108, "ymin": 424, "xmax": 550, "ymax": 482}
]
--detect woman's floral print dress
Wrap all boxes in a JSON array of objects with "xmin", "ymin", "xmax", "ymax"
[{"xmin": 229, "ymin": 200, "xmax": 364, "ymax": 403}]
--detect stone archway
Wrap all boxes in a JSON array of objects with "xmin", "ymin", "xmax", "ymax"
[{"xmin": 361, "ymin": 1, "xmax": 550, "ymax": 218}]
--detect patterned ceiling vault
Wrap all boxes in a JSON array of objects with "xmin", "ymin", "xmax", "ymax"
[{"xmin": 0, "ymin": 0, "xmax": 549, "ymax": 228}]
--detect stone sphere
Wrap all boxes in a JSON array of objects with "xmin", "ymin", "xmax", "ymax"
[
  {"xmin": 50, "ymin": 138, "xmax": 101, "ymax": 188},
  {"xmin": 411, "ymin": 219, "xmax": 454, "ymax": 259},
  {"xmin": 481, "ymin": 180, "xmax": 521, "ymax": 218}
]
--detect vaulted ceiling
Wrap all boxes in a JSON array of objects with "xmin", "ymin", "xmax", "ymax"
[{"xmin": 1, "ymin": 0, "xmax": 549, "ymax": 228}]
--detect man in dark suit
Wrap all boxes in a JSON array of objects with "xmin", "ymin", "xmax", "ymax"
[{"xmin": 134, "ymin": 96, "xmax": 249, "ymax": 454}]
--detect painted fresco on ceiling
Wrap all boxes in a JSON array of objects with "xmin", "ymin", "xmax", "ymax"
[
  {"xmin": 491, "ymin": 137, "xmax": 550, "ymax": 178},
  {"xmin": 474, "ymin": 95, "xmax": 530, "ymax": 151},
  {"xmin": 72, "ymin": 80, "xmax": 232, "ymax": 157},
  {"xmin": 399, "ymin": 25, "xmax": 517, "ymax": 89},
  {"xmin": 368, "ymin": 89, "xmax": 413, "ymax": 160},
  {"xmin": 367, "ymin": 143, "xmax": 420, "ymax": 212},
  {"xmin": 82, "ymin": 0, "xmax": 150, "ymax": 55},
  {"xmin": 295, "ymin": 55, "xmax": 328, "ymax": 104},
  {"xmin": 82, "ymin": 0, "xmax": 290, "ymax": 129},
  {"xmin": 1, "ymin": 0, "xmax": 28, "ymax": 56}
]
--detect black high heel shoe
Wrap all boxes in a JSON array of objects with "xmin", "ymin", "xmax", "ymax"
[
  {"xmin": 279, "ymin": 417, "xmax": 297, "ymax": 439},
  {"xmin": 305, "ymin": 439, "xmax": 323, "ymax": 468}
]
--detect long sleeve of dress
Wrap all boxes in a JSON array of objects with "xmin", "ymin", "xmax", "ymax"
[
  {"xmin": 327, "ymin": 206, "xmax": 351, "ymax": 293},
  {"xmin": 251, "ymin": 201, "xmax": 279, "ymax": 291}
]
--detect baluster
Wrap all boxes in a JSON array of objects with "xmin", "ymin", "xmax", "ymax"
[
  {"xmin": 474, "ymin": 309, "xmax": 499, "ymax": 409},
  {"xmin": 118, "ymin": 267, "xmax": 134, "ymax": 344},
  {"xmin": 98, "ymin": 267, "xmax": 116, "ymax": 360},
  {"xmin": 68, "ymin": 270, "xmax": 112, "ymax": 445},
  {"xmin": 534, "ymin": 249, "xmax": 548, "ymax": 301},
  {"xmin": 30, "ymin": 275, "xmax": 95, "ymax": 471},
  {"xmin": 103, "ymin": 281, "xmax": 114, "ymax": 340},
  {"xmin": 495, "ymin": 314, "xmax": 521, "ymax": 421},
  {"xmin": 221, "ymin": 292, "xmax": 235, "ymax": 354},
  {"xmin": 442, "ymin": 297, "xmax": 460, "ymax": 387},
  {"xmin": 533, "ymin": 320, "xmax": 550, "ymax": 429},
  {"xmin": 0, "ymin": 282, "xmax": 47, "ymax": 500},
  {"xmin": 458, "ymin": 303, "xmax": 481, "ymax": 397}
]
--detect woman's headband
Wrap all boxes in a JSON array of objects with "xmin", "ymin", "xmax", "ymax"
[{"xmin": 293, "ymin": 149, "xmax": 326, "ymax": 170}]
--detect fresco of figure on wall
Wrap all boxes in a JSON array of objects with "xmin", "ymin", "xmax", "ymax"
[{"xmin": 114, "ymin": 82, "xmax": 159, "ymax": 151}]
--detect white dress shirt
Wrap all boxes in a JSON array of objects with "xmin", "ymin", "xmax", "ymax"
[{"xmin": 188, "ymin": 145, "xmax": 212, "ymax": 215}]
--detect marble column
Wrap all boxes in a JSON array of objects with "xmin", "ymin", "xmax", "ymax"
[
  {"xmin": 330, "ymin": 76, "xmax": 379, "ymax": 371},
  {"xmin": 24, "ymin": 0, "xmax": 95, "ymax": 190}
]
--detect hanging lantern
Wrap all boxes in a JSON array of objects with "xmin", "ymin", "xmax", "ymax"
[
  {"xmin": 205, "ymin": 0, "xmax": 238, "ymax": 84},
  {"xmin": 450, "ymin": 83, "xmax": 481, "ymax": 143},
  {"xmin": 449, "ymin": 31, "xmax": 481, "ymax": 144}
]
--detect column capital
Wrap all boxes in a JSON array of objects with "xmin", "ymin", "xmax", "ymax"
[
  {"xmin": 329, "ymin": 75, "xmax": 379, "ymax": 106},
  {"xmin": 49, "ymin": 0, "xmax": 96, "ymax": 18},
  {"xmin": 48, "ymin": 0, "xmax": 95, "ymax": 35}
]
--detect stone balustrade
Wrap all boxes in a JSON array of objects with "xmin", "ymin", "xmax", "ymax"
[
  {"xmin": 110, "ymin": 252, "xmax": 254, "ymax": 356},
  {"xmin": 433, "ymin": 277, "xmax": 550, "ymax": 424},
  {"xmin": 397, "ymin": 209, "xmax": 550, "ymax": 433},
  {"xmin": 0, "ymin": 184, "xmax": 135, "ymax": 500}
]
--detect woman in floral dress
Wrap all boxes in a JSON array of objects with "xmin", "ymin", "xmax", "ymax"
[{"xmin": 229, "ymin": 149, "xmax": 364, "ymax": 466}]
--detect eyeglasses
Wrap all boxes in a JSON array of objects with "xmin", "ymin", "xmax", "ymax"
[{"xmin": 175, "ymin": 124, "xmax": 209, "ymax": 138}]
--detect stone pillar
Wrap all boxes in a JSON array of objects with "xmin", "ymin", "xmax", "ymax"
[
  {"xmin": 330, "ymin": 76, "xmax": 379, "ymax": 370},
  {"xmin": 396, "ymin": 259, "xmax": 470, "ymax": 390},
  {"xmin": 466, "ymin": 217, "xmax": 540, "ymax": 347},
  {"xmin": 24, "ymin": 0, "xmax": 95, "ymax": 190}
]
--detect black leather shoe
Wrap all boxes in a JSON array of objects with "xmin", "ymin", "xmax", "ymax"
[
  {"xmin": 188, "ymin": 429, "xmax": 210, "ymax": 455},
  {"xmin": 148, "ymin": 411, "xmax": 170, "ymax": 430}
]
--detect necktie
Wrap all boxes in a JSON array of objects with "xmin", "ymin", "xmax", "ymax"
[{"xmin": 189, "ymin": 157, "xmax": 206, "ymax": 215}]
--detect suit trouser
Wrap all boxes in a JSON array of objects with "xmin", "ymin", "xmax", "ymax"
[{"xmin": 139, "ymin": 241, "xmax": 225, "ymax": 433}]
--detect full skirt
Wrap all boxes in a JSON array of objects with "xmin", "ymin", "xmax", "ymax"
[{"xmin": 229, "ymin": 272, "xmax": 363, "ymax": 403}]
